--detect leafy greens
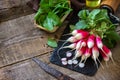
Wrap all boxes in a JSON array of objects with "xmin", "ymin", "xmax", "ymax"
[
  {"xmin": 73, "ymin": 9, "xmax": 120, "ymax": 48},
  {"xmin": 34, "ymin": 0, "xmax": 72, "ymax": 31}
]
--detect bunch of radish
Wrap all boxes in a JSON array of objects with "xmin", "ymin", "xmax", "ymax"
[{"xmin": 58, "ymin": 29, "xmax": 114, "ymax": 68}]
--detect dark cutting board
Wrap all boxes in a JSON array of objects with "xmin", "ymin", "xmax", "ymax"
[{"xmin": 50, "ymin": 24, "xmax": 102, "ymax": 76}]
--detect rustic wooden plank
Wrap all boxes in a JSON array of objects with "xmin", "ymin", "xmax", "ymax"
[
  {"xmin": 0, "ymin": 0, "xmax": 34, "ymax": 22},
  {"xmin": 0, "ymin": 13, "xmax": 68, "ymax": 68},
  {"xmin": 0, "ymin": 53, "xmax": 56, "ymax": 80},
  {"xmin": 0, "ymin": 42, "xmax": 120, "ymax": 80}
]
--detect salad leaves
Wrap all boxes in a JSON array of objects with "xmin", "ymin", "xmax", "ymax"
[{"xmin": 34, "ymin": 0, "xmax": 72, "ymax": 31}]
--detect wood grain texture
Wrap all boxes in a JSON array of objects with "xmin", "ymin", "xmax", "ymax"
[
  {"xmin": 0, "ymin": 12, "xmax": 68, "ymax": 68},
  {"xmin": 0, "ymin": 0, "xmax": 34, "ymax": 22},
  {"xmin": 0, "ymin": 43, "xmax": 120, "ymax": 80},
  {"xmin": 0, "ymin": 0, "xmax": 120, "ymax": 80}
]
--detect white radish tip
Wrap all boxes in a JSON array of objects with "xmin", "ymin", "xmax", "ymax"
[
  {"xmin": 61, "ymin": 58, "xmax": 67, "ymax": 61},
  {"xmin": 74, "ymin": 51, "xmax": 81, "ymax": 59},
  {"xmin": 74, "ymin": 33, "xmax": 82, "ymax": 40},
  {"xmin": 72, "ymin": 60, "xmax": 78, "ymax": 64},
  {"xmin": 81, "ymin": 42, "xmax": 86, "ymax": 47},
  {"xmin": 62, "ymin": 61, "xmax": 68, "ymax": 65},
  {"xmin": 66, "ymin": 52, "xmax": 72, "ymax": 57},
  {"xmin": 104, "ymin": 57, "xmax": 109, "ymax": 61},
  {"xmin": 79, "ymin": 63, "xmax": 85, "ymax": 68},
  {"xmin": 68, "ymin": 60, "xmax": 73, "ymax": 65},
  {"xmin": 87, "ymin": 42, "xmax": 94, "ymax": 48},
  {"xmin": 97, "ymin": 43, "xmax": 103, "ymax": 49},
  {"xmin": 72, "ymin": 30, "xmax": 77, "ymax": 36}
]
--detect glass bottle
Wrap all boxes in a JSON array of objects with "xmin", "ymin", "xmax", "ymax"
[{"xmin": 86, "ymin": 0, "xmax": 101, "ymax": 8}]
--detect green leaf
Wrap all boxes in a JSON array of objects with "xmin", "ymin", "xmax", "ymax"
[
  {"xmin": 75, "ymin": 20, "xmax": 89, "ymax": 29},
  {"xmin": 103, "ymin": 38, "xmax": 116, "ymax": 48},
  {"xmin": 78, "ymin": 10, "xmax": 89, "ymax": 19},
  {"xmin": 47, "ymin": 38, "xmax": 58, "ymax": 48},
  {"xmin": 88, "ymin": 9, "xmax": 100, "ymax": 20},
  {"xmin": 95, "ymin": 9, "xmax": 109, "ymax": 21},
  {"xmin": 69, "ymin": 25, "xmax": 76, "ymax": 32},
  {"xmin": 43, "ymin": 12, "xmax": 61, "ymax": 30},
  {"xmin": 106, "ymin": 31, "xmax": 120, "ymax": 42},
  {"xmin": 34, "ymin": 0, "xmax": 72, "ymax": 31}
]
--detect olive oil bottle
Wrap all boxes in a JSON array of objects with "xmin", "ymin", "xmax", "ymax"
[{"xmin": 86, "ymin": 0, "xmax": 101, "ymax": 8}]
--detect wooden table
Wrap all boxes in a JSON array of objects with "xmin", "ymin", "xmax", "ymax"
[{"xmin": 0, "ymin": 0, "xmax": 120, "ymax": 80}]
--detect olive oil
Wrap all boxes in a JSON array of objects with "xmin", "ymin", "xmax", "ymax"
[{"xmin": 86, "ymin": 0, "xmax": 101, "ymax": 8}]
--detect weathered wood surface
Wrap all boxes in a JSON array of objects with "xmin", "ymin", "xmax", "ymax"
[
  {"xmin": 0, "ymin": 0, "xmax": 120, "ymax": 80},
  {"xmin": 0, "ymin": 43, "xmax": 120, "ymax": 80},
  {"xmin": 0, "ymin": 0, "xmax": 34, "ymax": 22}
]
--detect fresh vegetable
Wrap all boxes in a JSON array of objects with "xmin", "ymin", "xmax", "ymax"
[
  {"xmin": 59, "ymin": 29, "xmax": 119, "ymax": 68},
  {"xmin": 75, "ymin": 39, "xmax": 86, "ymax": 50},
  {"xmin": 74, "ymin": 30, "xmax": 89, "ymax": 40},
  {"xmin": 101, "ymin": 45, "xmax": 115, "ymax": 64},
  {"xmin": 96, "ymin": 35, "xmax": 103, "ymax": 49},
  {"xmin": 87, "ymin": 34, "xmax": 95, "ymax": 48},
  {"xmin": 47, "ymin": 37, "xmax": 58, "ymax": 48},
  {"xmin": 71, "ymin": 9, "xmax": 120, "ymax": 48},
  {"xmin": 57, "ymin": 9, "xmax": 120, "ymax": 68},
  {"xmin": 34, "ymin": 0, "xmax": 72, "ymax": 31},
  {"xmin": 73, "ymin": 46, "xmax": 86, "ymax": 60},
  {"xmin": 92, "ymin": 44, "xmax": 99, "ymax": 68}
]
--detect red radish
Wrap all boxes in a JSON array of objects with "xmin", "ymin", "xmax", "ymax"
[
  {"xmin": 73, "ymin": 46, "xmax": 86, "ymax": 60},
  {"xmin": 99, "ymin": 50, "xmax": 109, "ymax": 68},
  {"xmin": 100, "ymin": 50, "xmax": 109, "ymax": 62},
  {"xmin": 62, "ymin": 30, "xmax": 86, "ymax": 36},
  {"xmin": 79, "ymin": 55, "xmax": 86, "ymax": 63},
  {"xmin": 76, "ymin": 40, "xmax": 82, "ymax": 50},
  {"xmin": 72, "ymin": 30, "xmax": 88, "ymax": 36},
  {"xmin": 87, "ymin": 34, "xmax": 95, "ymax": 48},
  {"xmin": 92, "ymin": 44, "xmax": 99, "ymax": 68},
  {"xmin": 57, "ymin": 36, "xmax": 78, "ymax": 59},
  {"xmin": 76, "ymin": 39, "xmax": 87, "ymax": 50},
  {"xmin": 84, "ymin": 47, "xmax": 92, "ymax": 58},
  {"xmin": 62, "ymin": 43, "xmax": 76, "ymax": 49},
  {"xmin": 101, "ymin": 45, "xmax": 115, "ymax": 64},
  {"xmin": 67, "ymin": 36, "xmax": 78, "ymax": 42},
  {"xmin": 74, "ymin": 31, "xmax": 89, "ymax": 40},
  {"xmin": 81, "ymin": 39, "xmax": 87, "ymax": 47},
  {"xmin": 96, "ymin": 36, "xmax": 103, "ymax": 49},
  {"xmin": 79, "ymin": 47, "xmax": 91, "ymax": 64}
]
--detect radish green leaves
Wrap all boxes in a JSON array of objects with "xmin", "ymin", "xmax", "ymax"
[{"xmin": 74, "ymin": 9, "xmax": 120, "ymax": 48}]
